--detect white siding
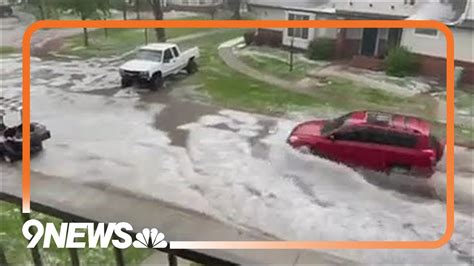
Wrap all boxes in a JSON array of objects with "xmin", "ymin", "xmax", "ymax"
[
  {"xmin": 401, "ymin": 27, "xmax": 474, "ymax": 63},
  {"xmin": 251, "ymin": 6, "xmax": 285, "ymax": 31}
]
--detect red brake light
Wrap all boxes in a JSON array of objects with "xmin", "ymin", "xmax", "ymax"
[
  {"xmin": 288, "ymin": 136, "xmax": 299, "ymax": 143},
  {"xmin": 422, "ymin": 149, "xmax": 436, "ymax": 163}
]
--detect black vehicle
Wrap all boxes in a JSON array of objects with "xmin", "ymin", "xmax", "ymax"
[
  {"xmin": 0, "ymin": 4, "xmax": 13, "ymax": 17},
  {"xmin": 0, "ymin": 120, "xmax": 51, "ymax": 162}
]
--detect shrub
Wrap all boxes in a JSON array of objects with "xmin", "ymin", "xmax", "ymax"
[
  {"xmin": 306, "ymin": 38, "xmax": 335, "ymax": 60},
  {"xmin": 243, "ymin": 31, "xmax": 256, "ymax": 45},
  {"xmin": 253, "ymin": 31, "xmax": 282, "ymax": 47},
  {"xmin": 385, "ymin": 46, "xmax": 420, "ymax": 77}
]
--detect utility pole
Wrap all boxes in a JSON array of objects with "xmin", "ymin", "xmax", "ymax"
[{"xmin": 144, "ymin": 28, "xmax": 148, "ymax": 44}]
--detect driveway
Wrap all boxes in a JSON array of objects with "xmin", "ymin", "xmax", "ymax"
[{"xmin": 1, "ymin": 48, "xmax": 473, "ymax": 264}]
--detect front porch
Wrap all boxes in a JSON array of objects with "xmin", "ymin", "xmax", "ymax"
[{"xmin": 335, "ymin": 28, "xmax": 403, "ymax": 71}]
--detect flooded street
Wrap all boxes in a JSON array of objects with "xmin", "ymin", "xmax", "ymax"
[{"xmin": 1, "ymin": 53, "xmax": 473, "ymax": 264}]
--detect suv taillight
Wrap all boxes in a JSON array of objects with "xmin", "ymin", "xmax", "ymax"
[
  {"xmin": 422, "ymin": 149, "xmax": 436, "ymax": 164},
  {"xmin": 288, "ymin": 136, "xmax": 299, "ymax": 143}
]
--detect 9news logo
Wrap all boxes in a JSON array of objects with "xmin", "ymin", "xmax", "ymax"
[{"xmin": 22, "ymin": 219, "xmax": 168, "ymax": 249}]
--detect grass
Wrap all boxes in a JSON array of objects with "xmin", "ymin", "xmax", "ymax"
[
  {"xmin": 0, "ymin": 202, "xmax": 152, "ymax": 265},
  {"xmin": 455, "ymin": 88, "xmax": 474, "ymax": 115},
  {"xmin": 236, "ymin": 45, "xmax": 325, "ymax": 81},
  {"xmin": 316, "ymin": 78, "xmax": 438, "ymax": 117},
  {"xmin": 60, "ymin": 27, "xmax": 213, "ymax": 58},
  {"xmin": 59, "ymin": 15, "xmax": 213, "ymax": 58},
  {"xmin": 0, "ymin": 46, "xmax": 19, "ymax": 55},
  {"xmin": 239, "ymin": 54, "xmax": 309, "ymax": 81},
  {"xmin": 178, "ymin": 30, "xmax": 324, "ymax": 115}
]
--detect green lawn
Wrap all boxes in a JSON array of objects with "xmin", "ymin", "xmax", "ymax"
[
  {"xmin": 455, "ymin": 88, "xmax": 474, "ymax": 115},
  {"xmin": 59, "ymin": 15, "xmax": 214, "ymax": 58},
  {"xmin": 177, "ymin": 30, "xmax": 324, "ymax": 115},
  {"xmin": 0, "ymin": 46, "xmax": 19, "ymax": 56},
  {"xmin": 0, "ymin": 202, "xmax": 152, "ymax": 265},
  {"xmin": 239, "ymin": 54, "xmax": 309, "ymax": 81},
  {"xmin": 60, "ymin": 27, "xmax": 213, "ymax": 58},
  {"xmin": 235, "ymin": 45, "xmax": 328, "ymax": 81}
]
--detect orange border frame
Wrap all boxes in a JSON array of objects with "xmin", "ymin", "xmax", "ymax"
[{"xmin": 22, "ymin": 20, "xmax": 454, "ymax": 250}]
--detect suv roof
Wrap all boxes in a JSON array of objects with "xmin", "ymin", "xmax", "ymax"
[
  {"xmin": 140, "ymin": 43, "xmax": 176, "ymax": 51},
  {"xmin": 348, "ymin": 111, "xmax": 430, "ymax": 136}
]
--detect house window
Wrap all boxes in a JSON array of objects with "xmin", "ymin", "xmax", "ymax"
[
  {"xmin": 287, "ymin": 13, "xmax": 310, "ymax": 39},
  {"xmin": 414, "ymin": 28, "xmax": 438, "ymax": 37}
]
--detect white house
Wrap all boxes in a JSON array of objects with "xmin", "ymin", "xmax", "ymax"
[
  {"xmin": 247, "ymin": 0, "xmax": 474, "ymax": 84},
  {"xmin": 167, "ymin": 0, "xmax": 223, "ymax": 11}
]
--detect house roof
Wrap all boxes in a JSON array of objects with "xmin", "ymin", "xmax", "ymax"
[
  {"xmin": 249, "ymin": 0, "xmax": 473, "ymax": 25},
  {"xmin": 408, "ymin": 0, "xmax": 472, "ymax": 25},
  {"xmin": 247, "ymin": 0, "xmax": 336, "ymax": 14}
]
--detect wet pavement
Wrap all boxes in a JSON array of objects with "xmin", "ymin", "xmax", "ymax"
[{"xmin": 1, "ymin": 53, "xmax": 473, "ymax": 264}]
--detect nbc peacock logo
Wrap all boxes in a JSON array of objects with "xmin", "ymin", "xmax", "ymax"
[{"xmin": 133, "ymin": 228, "xmax": 168, "ymax": 249}]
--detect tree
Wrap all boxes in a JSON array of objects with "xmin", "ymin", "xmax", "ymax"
[
  {"xmin": 120, "ymin": 0, "xmax": 127, "ymax": 20},
  {"xmin": 229, "ymin": 0, "xmax": 241, "ymax": 20},
  {"xmin": 28, "ymin": 0, "xmax": 48, "ymax": 19},
  {"xmin": 54, "ymin": 0, "xmax": 110, "ymax": 46},
  {"xmin": 135, "ymin": 0, "xmax": 141, "ymax": 20},
  {"xmin": 147, "ymin": 0, "xmax": 166, "ymax": 41}
]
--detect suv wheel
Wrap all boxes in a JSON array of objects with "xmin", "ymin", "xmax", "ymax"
[
  {"xmin": 297, "ymin": 145, "xmax": 312, "ymax": 154},
  {"xmin": 121, "ymin": 78, "xmax": 131, "ymax": 88},
  {"xmin": 389, "ymin": 165, "xmax": 411, "ymax": 175}
]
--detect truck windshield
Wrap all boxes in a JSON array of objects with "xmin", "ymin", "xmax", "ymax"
[{"xmin": 136, "ymin": 49, "xmax": 162, "ymax": 62}]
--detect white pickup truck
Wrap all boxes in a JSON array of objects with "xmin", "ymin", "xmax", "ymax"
[{"xmin": 119, "ymin": 43, "xmax": 199, "ymax": 90}]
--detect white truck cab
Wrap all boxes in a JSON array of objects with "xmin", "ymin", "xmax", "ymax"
[{"xmin": 119, "ymin": 43, "xmax": 199, "ymax": 90}]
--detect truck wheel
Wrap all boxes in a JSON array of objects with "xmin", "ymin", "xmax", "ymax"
[
  {"xmin": 121, "ymin": 78, "xmax": 131, "ymax": 88},
  {"xmin": 150, "ymin": 73, "xmax": 163, "ymax": 91},
  {"xmin": 185, "ymin": 59, "xmax": 198, "ymax": 74},
  {"xmin": 4, "ymin": 155, "xmax": 12, "ymax": 163}
]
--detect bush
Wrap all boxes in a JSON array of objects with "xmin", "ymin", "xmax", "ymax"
[
  {"xmin": 306, "ymin": 38, "xmax": 335, "ymax": 60},
  {"xmin": 243, "ymin": 31, "xmax": 256, "ymax": 45},
  {"xmin": 253, "ymin": 31, "xmax": 282, "ymax": 47},
  {"xmin": 385, "ymin": 46, "xmax": 420, "ymax": 77}
]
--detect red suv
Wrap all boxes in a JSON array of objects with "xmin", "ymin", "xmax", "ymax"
[{"xmin": 287, "ymin": 111, "xmax": 444, "ymax": 177}]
